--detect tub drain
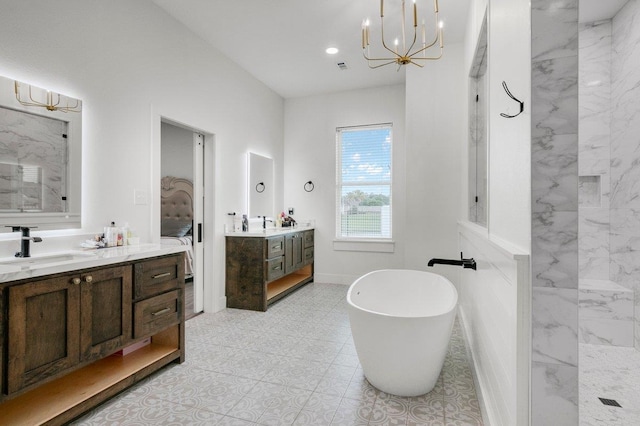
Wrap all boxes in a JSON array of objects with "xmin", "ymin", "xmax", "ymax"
[{"xmin": 598, "ymin": 397, "xmax": 622, "ymax": 408}]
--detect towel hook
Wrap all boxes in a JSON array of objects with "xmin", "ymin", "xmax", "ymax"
[
  {"xmin": 255, "ymin": 182, "xmax": 265, "ymax": 193},
  {"xmin": 500, "ymin": 81, "xmax": 524, "ymax": 118},
  {"xmin": 304, "ymin": 181, "xmax": 314, "ymax": 192}
]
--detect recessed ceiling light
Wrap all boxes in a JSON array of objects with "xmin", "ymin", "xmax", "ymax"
[{"xmin": 326, "ymin": 47, "xmax": 339, "ymax": 55}]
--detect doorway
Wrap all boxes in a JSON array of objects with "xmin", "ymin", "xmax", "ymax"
[{"xmin": 160, "ymin": 121, "xmax": 206, "ymax": 319}]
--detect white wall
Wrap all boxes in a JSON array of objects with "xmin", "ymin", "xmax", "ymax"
[
  {"xmin": 283, "ymin": 44, "xmax": 466, "ymax": 286},
  {"xmin": 161, "ymin": 122, "xmax": 193, "ymax": 181},
  {"xmin": 283, "ymin": 85, "xmax": 406, "ymax": 285},
  {"xmin": 455, "ymin": 1, "xmax": 532, "ymax": 425},
  {"xmin": 0, "ymin": 0, "xmax": 284, "ymax": 312},
  {"xmin": 488, "ymin": 0, "xmax": 531, "ymax": 251},
  {"xmin": 404, "ymin": 43, "xmax": 466, "ymax": 284}
]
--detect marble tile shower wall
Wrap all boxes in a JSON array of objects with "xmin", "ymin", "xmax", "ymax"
[
  {"xmin": 578, "ymin": 21, "xmax": 611, "ymax": 281},
  {"xmin": 531, "ymin": 0, "xmax": 579, "ymax": 425},
  {"xmin": 609, "ymin": 0, "xmax": 640, "ymax": 351}
]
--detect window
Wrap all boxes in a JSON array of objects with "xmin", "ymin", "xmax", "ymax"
[{"xmin": 336, "ymin": 124, "xmax": 392, "ymax": 239}]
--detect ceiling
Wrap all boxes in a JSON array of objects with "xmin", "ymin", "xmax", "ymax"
[
  {"xmin": 151, "ymin": 0, "xmax": 471, "ymax": 99},
  {"xmin": 579, "ymin": 0, "xmax": 628, "ymax": 23},
  {"xmin": 150, "ymin": 1, "xmax": 631, "ymax": 99}
]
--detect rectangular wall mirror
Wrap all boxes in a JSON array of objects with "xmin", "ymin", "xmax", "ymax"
[
  {"xmin": 0, "ymin": 75, "xmax": 82, "ymax": 232},
  {"xmin": 247, "ymin": 152, "xmax": 274, "ymax": 218}
]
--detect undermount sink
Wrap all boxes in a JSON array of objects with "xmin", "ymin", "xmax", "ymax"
[{"xmin": 0, "ymin": 251, "xmax": 96, "ymax": 269}]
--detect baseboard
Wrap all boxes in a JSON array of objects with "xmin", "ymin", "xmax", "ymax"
[{"xmin": 314, "ymin": 273, "xmax": 358, "ymax": 285}]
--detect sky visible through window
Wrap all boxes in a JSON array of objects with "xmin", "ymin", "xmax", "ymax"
[{"xmin": 341, "ymin": 128, "xmax": 391, "ymax": 185}]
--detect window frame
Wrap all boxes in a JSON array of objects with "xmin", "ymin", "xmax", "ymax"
[{"xmin": 335, "ymin": 123, "xmax": 393, "ymax": 242}]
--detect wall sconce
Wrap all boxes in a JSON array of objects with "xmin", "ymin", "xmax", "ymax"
[{"xmin": 14, "ymin": 80, "xmax": 81, "ymax": 113}]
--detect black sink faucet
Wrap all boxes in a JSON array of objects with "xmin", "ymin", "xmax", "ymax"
[
  {"xmin": 6, "ymin": 226, "xmax": 43, "ymax": 258},
  {"xmin": 262, "ymin": 216, "xmax": 273, "ymax": 229},
  {"xmin": 428, "ymin": 252, "xmax": 477, "ymax": 270}
]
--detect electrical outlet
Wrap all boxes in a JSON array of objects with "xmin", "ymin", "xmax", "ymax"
[{"xmin": 288, "ymin": 207, "xmax": 294, "ymax": 215}]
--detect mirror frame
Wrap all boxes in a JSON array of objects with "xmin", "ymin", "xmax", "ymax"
[{"xmin": 0, "ymin": 76, "xmax": 82, "ymax": 232}]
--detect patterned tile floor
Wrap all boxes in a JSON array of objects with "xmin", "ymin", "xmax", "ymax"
[
  {"xmin": 73, "ymin": 283, "xmax": 483, "ymax": 425},
  {"xmin": 580, "ymin": 343, "xmax": 640, "ymax": 425}
]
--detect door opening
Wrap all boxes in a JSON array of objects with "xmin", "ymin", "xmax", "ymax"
[{"xmin": 160, "ymin": 121, "xmax": 206, "ymax": 319}]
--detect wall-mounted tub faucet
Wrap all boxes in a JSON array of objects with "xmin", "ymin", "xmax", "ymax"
[
  {"xmin": 6, "ymin": 226, "xmax": 43, "ymax": 258},
  {"xmin": 428, "ymin": 252, "xmax": 477, "ymax": 270}
]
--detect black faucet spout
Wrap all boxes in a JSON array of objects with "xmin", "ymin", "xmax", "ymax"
[
  {"xmin": 262, "ymin": 216, "xmax": 274, "ymax": 229},
  {"xmin": 428, "ymin": 252, "xmax": 477, "ymax": 271},
  {"xmin": 6, "ymin": 226, "xmax": 41, "ymax": 258}
]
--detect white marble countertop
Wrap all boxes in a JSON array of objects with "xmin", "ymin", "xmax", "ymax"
[
  {"xmin": 0, "ymin": 243, "xmax": 187, "ymax": 283},
  {"xmin": 225, "ymin": 226, "xmax": 314, "ymax": 238}
]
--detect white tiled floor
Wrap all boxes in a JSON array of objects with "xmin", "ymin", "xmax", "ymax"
[
  {"xmin": 73, "ymin": 283, "xmax": 483, "ymax": 425},
  {"xmin": 580, "ymin": 343, "xmax": 640, "ymax": 425}
]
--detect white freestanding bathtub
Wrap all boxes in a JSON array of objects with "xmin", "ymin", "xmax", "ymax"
[{"xmin": 347, "ymin": 269, "xmax": 458, "ymax": 397}]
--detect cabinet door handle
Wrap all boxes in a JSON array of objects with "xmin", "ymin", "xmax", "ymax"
[
  {"xmin": 71, "ymin": 277, "xmax": 81, "ymax": 285},
  {"xmin": 152, "ymin": 272, "xmax": 171, "ymax": 279},
  {"xmin": 84, "ymin": 275, "xmax": 93, "ymax": 283},
  {"xmin": 151, "ymin": 307, "xmax": 171, "ymax": 316},
  {"xmin": 272, "ymin": 265, "xmax": 281, "ymax": 271},
  {"xmin": 272, "ymin": 244, "xmax": 281, "ymax": 250}
]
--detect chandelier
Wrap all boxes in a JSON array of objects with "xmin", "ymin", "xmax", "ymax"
[
  {"xmin": 362, "ymin": 0, "xmax": 444, "ymax": 69},
  {"xmin": 14, "ymin": 81, "xmax": 81, "ymax": 113}
]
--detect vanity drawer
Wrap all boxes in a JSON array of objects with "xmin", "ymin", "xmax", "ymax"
[
  {"xmin": 266, "ymin": 256, "xmax": 285, "ymax": 282},
  {"xmin": 303, "ymin": 230, "xmax": 314, "ymax": 248},
  {"xmin": 134, "ymin": 255, "xmax": 182, "ymax": 300},
  {"xmin": 304, "ymin": 247, "xmax": 314, "ymax": 265},
  {"xmin": 266, "ymin": 236, "xmax": 285, "ymax": 258},
  {"xmin": 134, "ymin": 290, "xmax": 181, "ymax": 339}
]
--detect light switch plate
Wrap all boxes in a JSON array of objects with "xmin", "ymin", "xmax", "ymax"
[
  {"xmin": 134, "ymin": 190, "xmax": 148, "ymax": 205},
  {"xmin": 288, "ymin": 207, "xmax": 294, "ymax": 215}
]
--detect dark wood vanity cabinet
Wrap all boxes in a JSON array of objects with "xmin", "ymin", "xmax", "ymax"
[
  {"xmin": 7, "ymin": 273, "xmax": 82, "ymax": 394},
  {"xmin": 6, "ymin": 265, "xmax": 133, "ymax": 393},
  {"xmin": 0, "ymin": 252, "xmax": 185, "ymax": 425},
  {"xmin": 284, "ymin": 233, "xmax": 304, "ymax": 274},
  {"xmin": 226, "ymin": 229, "xmax": 314, "ymax": 311},
  {"xmin": 80, "ymin": 265, "xmax": 133, "ymax": 362}
]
